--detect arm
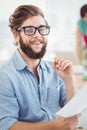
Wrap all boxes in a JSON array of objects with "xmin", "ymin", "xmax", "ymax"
[
  {"xmin": 53, "ymin": 58, "xmax": 76, "ymax": 102},
  {"xmin": 10, "ymin": 115, "xmax": 79, "ymax": 130},
  {"xmin": 63, "ymin": 73, "xmax": 76, "ymax": 102},
  {"xmin": 10, "ymin": 121, "xmax": 53, "ymax": 130},
  {"xmin": 76, "ymin": 26, "xmax": 82, "ymax": 63}
]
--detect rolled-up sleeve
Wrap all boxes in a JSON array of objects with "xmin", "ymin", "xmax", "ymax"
[{"xmin": 0, "ymin": 72, "xmax": 19, "ymax": 130}]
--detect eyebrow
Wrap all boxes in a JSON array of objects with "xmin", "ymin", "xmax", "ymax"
[
  {"xmin": 18, "ymin": 25, "xmax": 49, "ymax": 31},
  {"xmin": 22, "ymin": 25, "xmax": 47, "ymax": 28}
]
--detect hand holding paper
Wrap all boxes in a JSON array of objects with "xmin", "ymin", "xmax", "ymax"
[{"xmin": 57, "ymin": 84, "xmax": 87, "ymax": 118}]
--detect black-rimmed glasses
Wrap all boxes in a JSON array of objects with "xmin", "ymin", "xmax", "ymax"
[{"xmin": 17, "ymin": 25, "xmax": 51, "ymax": 36}]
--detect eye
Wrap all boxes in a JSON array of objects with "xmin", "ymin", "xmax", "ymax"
[
  {"xmin": 39, "ymin": 26, "xmax": 49, "ymax": 35},
  {"xmin": 25, "ymin": 27, "xmax": 35, "ymax": 34},
  {"xmin": 39, "ymin": 26, "xmax": 47, "ymax": 33}
]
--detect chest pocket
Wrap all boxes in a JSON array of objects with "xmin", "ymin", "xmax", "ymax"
[{"xmin": 46, "ymin": 87, "xmax": 60, "ymax": 112}]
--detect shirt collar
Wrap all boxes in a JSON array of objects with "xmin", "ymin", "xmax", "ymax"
[
  {"xmin": 12, "ymin": 49, "xmax": 47, "ymax": 71},
  {"xmin": 39, "ymin": 60, "xmax": 47, "ymax": 70},
  {"xmin": 12, "ymin": 49, "xmax": 27, "ymax": 70}
]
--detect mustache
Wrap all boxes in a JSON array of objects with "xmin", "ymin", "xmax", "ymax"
[{"xmin": 19, "ymin": 36, "xmax": 47, "ymax": 59}]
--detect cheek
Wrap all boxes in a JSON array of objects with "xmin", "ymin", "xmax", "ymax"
[
  {"xmin": 20, "ymin": 32, "xmax": 30, "ymax": 43},
  {"xmin": 23, "ymin": 37, "xmax": 31, "ymax": 45},
  {"xmin": 43, "ymin": 37, "xmax": 47, "ymax": 43},
  {"xmin": 86, "ymin": 18, "xmax": 87, "ymax": 22},
  {"xmin": 84, "ymin": 17, "xmax": 87, "ymax": 22}
]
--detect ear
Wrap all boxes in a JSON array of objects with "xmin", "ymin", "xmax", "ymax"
[{"xmin": 13, "ymin": 30, "xmax": 20, "ymax": 43}]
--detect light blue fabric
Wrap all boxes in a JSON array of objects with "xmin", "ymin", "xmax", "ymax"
[{"xmin": 0, "ymin": 50, "xmax": 66, "ymax": 130}]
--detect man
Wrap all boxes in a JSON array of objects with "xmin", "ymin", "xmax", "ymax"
[{"xmin": 0, "ymin": 5, "xmax": 79, "ymax": 130}]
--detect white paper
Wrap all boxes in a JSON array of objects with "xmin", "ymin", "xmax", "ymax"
[{"xmin": 57, "ymin": 84, "xmax": 87, "ymax": 118}]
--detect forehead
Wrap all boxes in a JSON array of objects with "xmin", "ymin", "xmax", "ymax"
[{"xmin": 21, "ymin": 15, "xmax": 45, "ymax": 27}]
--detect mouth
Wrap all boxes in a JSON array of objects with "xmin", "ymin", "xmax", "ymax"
[
  {"xmin": 30, "ymin": 41, "xmax": 43, "ymax": 51},
  {"xmin": 31, "ymin": 39, "xmax": 43, "ymax": 44},
  {"xmin": 31, "ymin": 41, "xmax": 44, "ymax": 47},
  {"xmin": 33, "ymin": 42, "xmax": 41, "ymax": 45}
]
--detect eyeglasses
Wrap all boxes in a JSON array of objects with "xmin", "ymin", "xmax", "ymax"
[{"xmin": 17, "ymin": 25, "xmax": 50, "ymax": 36}]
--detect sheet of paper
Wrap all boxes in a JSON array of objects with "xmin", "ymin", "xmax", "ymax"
[{"xmin": 56, "ymin": 84, "xmax": 87, "ymax": 118}]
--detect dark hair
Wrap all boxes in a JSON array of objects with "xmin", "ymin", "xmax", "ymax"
[
  {"xmin": 9, "ymin": 5, "xmax": 46, "ymax": 31},
  {"xmin": 80, "ymin": 4, "xmax": 87, "ymax": 18}
]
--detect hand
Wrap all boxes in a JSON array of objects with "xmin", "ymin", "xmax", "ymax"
[
  {"xmin": 53, "ymin": 57, "xmax": 73, "ymax": 80},
  {"xmin": 52, "ymin": 114, "xmax": 80, "ymax": 130}
]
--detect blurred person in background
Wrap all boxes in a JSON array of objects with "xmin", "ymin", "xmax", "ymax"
[{"xmin": 76, "ymin": 4, "xmax": 87, "ymax": 67}]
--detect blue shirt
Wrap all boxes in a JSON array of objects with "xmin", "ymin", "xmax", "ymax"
[{"xmin": 0, "ymin": 50, "xmax": 66, "ymax": 130}]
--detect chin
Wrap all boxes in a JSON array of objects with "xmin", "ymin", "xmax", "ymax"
[
  {"xmin": 33, "ymin": 47, "xmax": 43, "ymax": 53},
  {"xmin": 34, "ymin": 50, "xmax": 42, "ymax": 53}
]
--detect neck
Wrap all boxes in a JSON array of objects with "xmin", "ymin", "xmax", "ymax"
[{"xmin": 18, "ymin": 48, "xmax": 40, "ymax": 72}]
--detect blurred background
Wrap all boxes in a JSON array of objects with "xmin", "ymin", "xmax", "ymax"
[{"xmin": 0, "ymin": 0, "xmax": 87, "ymax": 129}]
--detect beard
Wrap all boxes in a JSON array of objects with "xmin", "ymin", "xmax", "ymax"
[{"xmin": 19, "ymin": 36, "xmax": 47, "ymax": 59}]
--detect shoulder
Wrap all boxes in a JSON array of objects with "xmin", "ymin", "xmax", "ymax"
[
  {"xmin": 0, "ymin": 58, "xmax": 16, "ymax": 81},
  {"xmin": 0, "ymin": 50, "xmax": 19, "ymax": 77},
  {"xmin": 0, "ymin": 61, "xmax": 16, "ymax": 99},
  {"xmin": 77, "ymin": 19, "xmax": 85, "ymax": 27}
]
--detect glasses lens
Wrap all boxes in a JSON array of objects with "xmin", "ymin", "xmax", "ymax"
[
  {"xmin": 24, "ymin": 27, "xmax": 35, "ymax": 36},
  {"xmin": 39, "ymin": 26, "xmax": 50, "ymax": 35}
]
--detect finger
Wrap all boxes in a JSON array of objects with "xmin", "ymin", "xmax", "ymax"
[
  {"xmin": 72, "ymin": 123, "xmax": 78, "ymax": 130},
  {"xmin": 65, "ymin": 115, "xmax": 79, "ymax": 124},
  {"xmin": 54, "ymin": 57, "xmax": 60, "ymax": 65},
  {"xmin": 53, "ymin": 57, "xmax": 59, "ymax": 67},
  {"xmin": 72, "ymin": 125, "xmax": 78, "ymax": 130},
  {"xmin": 53, "ymin": 58, "xmax": 73, "ymax": 72},
  {"xmin": 65, "ymin": 118, "xmax": 78, "ymax": 128},
  {"xmin": 53, "ymin": 58, "xmax": 63, "ymax": 70},
  {"xmin": 61, "ymin": 62, "xmax": 72, "ymax": 70},
  {"xmin": 58, "ymin": 60, "xmax": 72, "ymax": 70},
  {"xmin": 56, "ymin": 61, "xmax": 72, "ymax": 70},
  {"xmin": 66, "ymin": 115, "xmax": 79, "ymax": 120},
  {"xmin": 54, "ymin": 58, "xmax": 66, "ymax": 68},
  {"xmin": 65, "ymin": 120, "xmax": 78, "ymax": 130}
]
